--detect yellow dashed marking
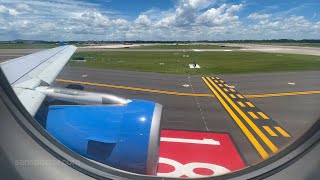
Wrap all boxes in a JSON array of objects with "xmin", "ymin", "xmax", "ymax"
[
  {"xmin": 258, "ymin": 112, "xmax": 270, "ymax": 120},
  {"xmin": 203, "ymin": 77, "xmax": 269, "ymax": 159},
  {"xmin": 207, "ymin": 77, "xmax": 278, "ymax": 156},
  {"xmin": 263, "ymin": 126, "xmax": 278, "ymax": 137},
  {"xmin": 215, "ymin": 80, "xmax": 219, "ymax": 83},
  {"xmin": 224, "ymin": 88, "xmax": 229, "ymax": 92},
  {"xmin": 230, "ymin": 94, "xmax": 236, "ymax": 99},
  {"xmin": 238, "ymin": 101, "xmax": 246, "ymax": 107},
  {"xmin": 225, "ymin": 84, "xmax": 229, "ymax": 87},
  {"xmin": 246, "ymin": 102, "xmax": 255, "ymax": 108},
  {"xmin": 248, "ymin": 111, "xmax": 259, "ymax": 119},
  {"xmin": 230, "ymin": 89, "xmax": 236, "ymax": 92},
  {"xmin": 274, "ymin": 127, "xmax": 291, "ymax": 137},
  {"xmin": 216, "ymin": 77, "xmax": 220, "ymax": 79},
  {"xmin": 220, "ymin": 80, "xmax": 224, "ymax": 83},
  {"xmin": 219, "ymin": 84, "xmax": 223, "ymax": 87},
  {"xmin": 237, "ymin": 94, "xmax": 244, "ymax": 99}
]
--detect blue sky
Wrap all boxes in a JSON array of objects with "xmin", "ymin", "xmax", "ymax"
[
  {"xmin": 87, "ymin": 0, "xmax": 175, "ymax": 18},
  {"xmin": 85, "ymin": 0, "xmax": 320, "ymax": 21},
  {"xmin": 0, "ymin": 0, "xmax": 319, "ymax": 40}
]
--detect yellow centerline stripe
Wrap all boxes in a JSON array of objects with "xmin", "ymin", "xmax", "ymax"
[
  {"xmin": 274, "ymin": 126, "xmax": 291, "ymax": 137},
  {"xmin": 263, "ymin": 126, "xmax": 278, "ymax": 137},
  {"xmin": 56, "ymin": 79, "xmax": 320, "ymax": 99},
  {"xmin": 202, "ymin": 77, "xmax": 269, "ymax": 159},
  {"xmin": 245, "ymin": 91, "xmax": 320, "ymax": 98},
  {"xmin": 207, "ymin": 77, "xmax": 278, "ymax": 153},
  {"xmin": 56, "ymin": 79, "xmax": 213, "ymax": 97}
]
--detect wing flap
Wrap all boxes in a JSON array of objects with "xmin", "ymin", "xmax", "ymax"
[{"xmin": 14, "ymin": 88, "xmax": 46, "ymax": 116}]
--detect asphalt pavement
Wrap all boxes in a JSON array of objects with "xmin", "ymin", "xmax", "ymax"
[
  {"xmin": 54, "ymin": 67, "xmax": 320, "ymax": 165},
  {"xmin": 1, "ymin": 47, "xmax": 319, "ymax": 167}
]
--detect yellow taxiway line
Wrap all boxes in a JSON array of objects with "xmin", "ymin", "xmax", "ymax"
[
  {"xmin": 56, "ymin": 79, "xmax": 320, "ymax": 99},
  {"xmin": 56, "ymin": 79, "xmax": 213, "ymax": 97},
  {"xmin": 202, "ymin": 77, "xmax": 270, "ymax": 159}
]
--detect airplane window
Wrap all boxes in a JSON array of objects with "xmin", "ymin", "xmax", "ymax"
[{"xmin": 0, "ymin": 0, "xmax": 319, "ymax": 179}]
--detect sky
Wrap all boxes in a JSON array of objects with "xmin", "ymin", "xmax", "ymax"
[{"xmin": 0, "ymin": 0, "xmax": 319, "ymax": 41}]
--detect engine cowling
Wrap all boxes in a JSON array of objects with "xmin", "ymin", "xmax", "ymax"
[{"xmin": 45, "ymin": 100, "xmax": 162, "ymax": 175}]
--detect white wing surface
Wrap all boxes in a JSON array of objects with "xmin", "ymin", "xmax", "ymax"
[{"xmin": 0, "ymin": 45, "xmax": 77, "ymax": 116}]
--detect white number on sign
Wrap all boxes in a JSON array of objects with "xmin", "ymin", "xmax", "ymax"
[
  {"xmin": 157, "ymin": 157, "xmax": 230, "ymax": 178},
  {"xmin": 160, "ymin": 137, "xmax": 220, "ymax": 145}
]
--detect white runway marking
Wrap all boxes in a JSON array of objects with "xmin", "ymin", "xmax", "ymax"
[{"xmin": 160, "ymin": 137, "xmax": 220, "ymax": 145}]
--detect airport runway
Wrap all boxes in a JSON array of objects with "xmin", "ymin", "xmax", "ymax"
[
  {"xmin": 54, "ymin": 67, "xmax": 320, "ymax": 165},
  {"xmin": 76, "ymin": 48, "xmax": 320, "ymax": 56},
  {"xmin": 1, "ymin": 47, "xmax": 319, "ymax": 168},
  {"xmin": 2, "ymin": 42, "xmax": 319, "ymax": 59}
]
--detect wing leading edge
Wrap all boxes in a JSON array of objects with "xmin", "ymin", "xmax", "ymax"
[{"xmin": 0, "ymin": 45, "xmax": 77, "ymax": 116}]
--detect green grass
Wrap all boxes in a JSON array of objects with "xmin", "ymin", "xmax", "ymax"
[
  {"xmin": 69, "ymin": 51, "xmax": 320, "ymax": 75},
  {"xmin": 0, "ymin": 44, "xmax": 58, "ymax": 49},
  {"xmin": 132, "ymin": 44, "xmax": 240, "ymax": 49}
]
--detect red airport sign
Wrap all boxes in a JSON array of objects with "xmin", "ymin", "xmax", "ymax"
[{"xmin": 157, "ymin": 130, "xmax": 245, "ymax": 178}]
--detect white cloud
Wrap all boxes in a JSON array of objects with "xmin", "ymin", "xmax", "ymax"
[
  {"xmin": 151, "ymin": 1, "xmax": 242, "ymax": 29},
  {"xmin": 243, "ymin": 15, "xmax": 320, "ymax": 39},
  {"xmin": 226, "ymin": 4, "xmax": 243, "ymax": 14},
  {"xmin": 196, "ymin": 4, "xmax": 242, "ymax": 27},
  {"xmin": 133, "ymin": 15, "xmax": 152, "ymax": 27},
  {"xmin": 247, "ymin": 13, "xmax": 272, "ymax": 20},
  {"xmin": 0, "ymin": 4, "xmax": 17, "ymax": 16},
  {"xmin": 0, "ymin": 1, "xmax": 127, "ymax": 40},
  {"xmin": 150, "ymin": 0, "xmax": 217, "ymax": 27},
  {"xmin": 184, "ymin": 0, "xmax": 214, "ymax": 9},
  {"xmin": 0, "ymin": 0, "xmax": 318, "ymax": 40}
]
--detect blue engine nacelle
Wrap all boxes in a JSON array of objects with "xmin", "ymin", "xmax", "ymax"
[{"xmin": 45, "ymin": 100, "xmax": 162, "ymax": 175}]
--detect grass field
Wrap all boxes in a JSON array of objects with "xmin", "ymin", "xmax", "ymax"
[
  {"xmin": 0, "ymin": 44, "xmax": 58, "ymax": 49},
  {"xmin": 69, "ymin": 51, "xmax": 320, "ymax": 75},
  {"xmin": 132, "ymin": 44, "xmax": 240, "ymax": 49}
]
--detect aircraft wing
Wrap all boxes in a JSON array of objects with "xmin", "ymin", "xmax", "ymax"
[{"xmin": 0, "ymin": 45, "xmax": 77, "ymax": 116}]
